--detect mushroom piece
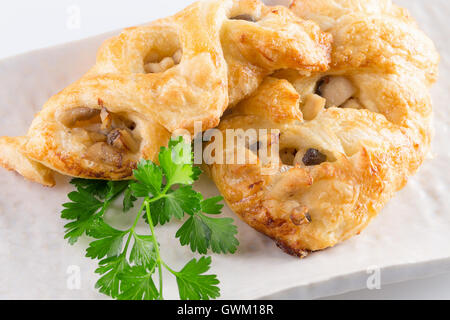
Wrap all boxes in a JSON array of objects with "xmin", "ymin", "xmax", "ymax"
[
  {"xmin": 173, "ymin": 50, "xmax": 183, "ymax": 64},
  {"xmin": 341, "ymin": 98, "xmax": 363, "ymax": 109},
  {"xmin": 293, "ymin": 148, "xmax": 327, "ymax": 166},
  {"xmin": 302, "ymin": 94, "xmax": 326, "ymax": 120},
  {"xmin": 144, "ymin": 50, "xmax": 182, "ymax": 74},
  {"xmin": 290, "ymin": 205, "xmax": 312, "ymax": 226},
  {"xmin": 301, "ymin": 148, "xmax": 327, "ymax": 166},
  {"xmin": 145, "ymin": 57, "xmax": 174, "ymax": 73},
  {"xmin": 100, "ymin": 107, "xmax": 112, "ymax": 130},
  {"xmin": 279, "ymin": 148, "xmax": 298, "ymax": 166},
  {"xmin": 57, "ymin": 107, "xmax": 100, "ymax": 127},
  {"xmin": 293, "ymin": 150, "xmax": 305, "ymax": 166},
  {"xmin": 87, "ymin": 131, "xmax": 107, "ymax": 143},
  {"xmin": 317, "ymin": 76, "xmax": 356, "ymax": 108},
  {"xmin": 160, "ymin": 57, "xmax": 175, "ymax": 70},
  {"xmin": 86, "ymin": 142, "xmax": 123, "ymax": 166},
  {"xmin": 107, "ymin": 128, "xmax": 140, "ymax": 153},
  {"xmin": 100, "ymin": 107, "xmax": 136, "ymax": 131},
  {"xmin": 145, "ymin": 61, "xmax": 166, "ymax": 73},
  {"xmin": 230, "ymin": 14, "xmax": 256, "ymax": 22}
]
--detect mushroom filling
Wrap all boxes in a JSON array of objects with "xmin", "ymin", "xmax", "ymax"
[
  {"xmin": 290, "ymin": 205, "xmax": 312, "ymax": 226},
  {"xmin": 302, "ymin": 93, "xmax": 326, "ymax": 120},
  {"xmin": 86, "ymin": 142, "xmax": 123, "ymax": 167},
  {"xmin": 316, "ymin": 76, "xmax": 362, "ymax": 109},
  {"xmin": 230, "ymin": 14, "xmax": 256, "ymax": 22},
  {"xmin": 280, "ymin": 148, "xmax": 298, "ymax": 166},
  {"xmin": 144, "ymin": 49, "xmax": 182, "ymax": 74},
  {"xmin": 280, "ymin": 148, "xmax": 327, "ymax": 167},
  {"xmin": 301, "ymin": 148, "xmax": 327, "ymax": 166},
  {"xmin": 57, "ymin": 107, "xmax": 101, "ymax": 127},
  {"xmin": 56, "ymin": 107, "xmax": 141, "ymax": 166},
  {"xmin": 107, "ymin": 128, "xmax": 139, "ymax": 153}
]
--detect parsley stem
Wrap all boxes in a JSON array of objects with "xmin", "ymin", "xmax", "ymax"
[
  {"xmin": 122, "ymin": 199, "xmax": 148, "ymax": 254},
  {"xmin": 131, "ymin": 199, "xmax": 147, "ymax": 231},
  {"xmin": 145, "ymin": 199, "xmax": 164, "ymax": 300},
  {"xmin": 146, "ymin": 188, "xmax": 168, "ymax": 204},
  {"xmin": 97, "ymin": 199, "xmax": 113, "ymax": 217},
  {"xmin": 161, "ymin": 260, "xmax": 177, "ymax": 275},
  {"xmin": 122, "ymin": 233, "xmax": 133, "ymax": 257},
  {"xmin": 100, "ymin": 186, "xmax": 128, "ymax": 216}
]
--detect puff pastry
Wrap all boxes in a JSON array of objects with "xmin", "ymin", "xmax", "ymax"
[
  {"xmin": 206, "ymin": 0, "xmax": 439, "ymax": 256},
  {"xmin": 0, "ymin": 0, "xmax": 331, "ymax": 184}
]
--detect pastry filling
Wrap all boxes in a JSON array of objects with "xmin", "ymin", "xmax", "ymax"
[
  {"xmin": 301, "ymin": 148, "xmax": 327, "ymax": 166},
  {"xmin": 230, "ymin": 14, "xmax": 256, "ymax": 22},
  {"xmin": 316, "ymin": 76, "xmax": 363, "ymax": 109},
  {"xmin": 57, "ymin": 107, "xmax": 101, "ymax": 127},
  {"xmin": 144, "ymin": 49, "xmax": 182, "ymax": 73},
  {"xmin": 280, "ymin": 148, "xmax": 327, "ymax": 167},
  {"xmin": 302, "ymin": 93, "xmax": 326, "ymax": 120},
  {"xmin": 290, "ymin": 206, "xmax": 311, "ymax": 226},
  {"xmin": 56, "ymin": 107, "xmax": 141, "ymax": 166},
  {"xmin": 280, "ymin": 148, "xmax": 298, "ymax": 166}
]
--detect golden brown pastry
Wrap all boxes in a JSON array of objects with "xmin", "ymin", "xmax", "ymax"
[
  {"xmin": 206, "ymin": 0, "xmax": 439, "ymax": 256},
  {"xmin": 0, "ymin": 137, "xmax": 55, "ymax": 186},
  {"xmin": 0, "ymin": 0, "xmax": 331, "ymax": 184}
]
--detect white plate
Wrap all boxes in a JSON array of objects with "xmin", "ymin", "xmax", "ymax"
[{"xmin": 0, "ymin": 0, "xmax": 449, "ymax": 300}]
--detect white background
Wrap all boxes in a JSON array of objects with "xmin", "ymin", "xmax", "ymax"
[{"xmin": 0, "ymin": 0, "xmax": 448, "ymax": 300}]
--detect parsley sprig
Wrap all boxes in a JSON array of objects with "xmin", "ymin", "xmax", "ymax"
[{"xmin": 61, "ymin": 138, "xmax": 239, "ymax": 300}]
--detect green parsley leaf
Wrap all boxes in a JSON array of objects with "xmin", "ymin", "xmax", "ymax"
[
  {"xmin": 61, "ymin": 188, "xmax": 103, "ymax": 244},
  {"xmin": 86, "ymin": 235, "xmax": 125, "ymax": 260},
  {"xmin": 143, "ymin": 186, "xmax": 201, "ymax": 226},
  {"xmin": 70, "ymin": 179, "xmax": 110, "ymax": 199},
  {"xmin": 63, "ymin": 218, "xmax": 96, "ymax": 246},
  {"xmin": 129, "ymin": 234, "xmax": 156, "ymax": 266},
  {"xmin": 95, "ymin": 255, "xmax": 129, "ymax": 299},
  {"xmin": 62, "ymin": 180, "xmax": 133, "ymax": 245},
  {"xmin": 129, "ymin": 181, "xmax": 151, "ymax": 198},
  {"xmin": 85, "ymin": 219, "xmax": 126, "ymax": 260},
  {"xmin": 61, "ymin": 188, "xmax": 103, "ymax": 221},
  {"xmin": 159, "ymin": 139, "xmax": 196, "ymax": 187},
  {"xmin": 192, "ymin": 166, "xmax": 202, "ymax": 182},
  {"xmin": 118, "ymin": 265, "xmax": 158, "ymax": 300},
  {"xmin": 175, "ymin": 257, "xmax": 220, "ymax": 300},
  {"xmin": 132, "ymin": 160, "xmax": 163, "ymax": 196},
  {"xmin": 105, "ymin": 181, "xmax": 130, "ymax": 201},
  {"xmin": 86, "ymin": 218, "xmax": 123, "ymax": 238},
  {"xmin": 176, "ymin": 213, "xmax": 238, "ymax": 254},
  {"xmin": 198, "ymin": 214, "xmax": 239, "ymax": 254},
  {"xmin": 176, "ymin": 196, "xmax": 238, "ymax": 254},
  {"xmin": 164, "ymin": 186, "xmax": 202, "ymax": 218},
  {"xmin": 144, "ymin": 197, "xmax": 167, "ymax": 226},
  {"xmin": 200, "ymin": 196, "xmax": 224, "ymax": 215},
  {"xmin": 123, "ymin": 187, "xmax": 137, "ymax": 212},
  {"xmin": 176, "ymin": 215, "xmax": 210, "ymax": 254}
]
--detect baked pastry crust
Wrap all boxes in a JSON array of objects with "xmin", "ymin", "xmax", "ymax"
[
  {"xmin": 0, "ymin": 0, "xmax": 331, "ymax": 184},
  {"xmin": 0, "ymin": 137, "xmax": 55, "ymax": 187},
  {"xmin": 206, "ymin": 0, "xmax": 439, "ymax": 255}
]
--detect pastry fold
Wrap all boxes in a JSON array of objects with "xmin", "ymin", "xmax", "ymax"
[{"xmin": 0, "ymin": 0, "xmax": 332, "ymax": 184}]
